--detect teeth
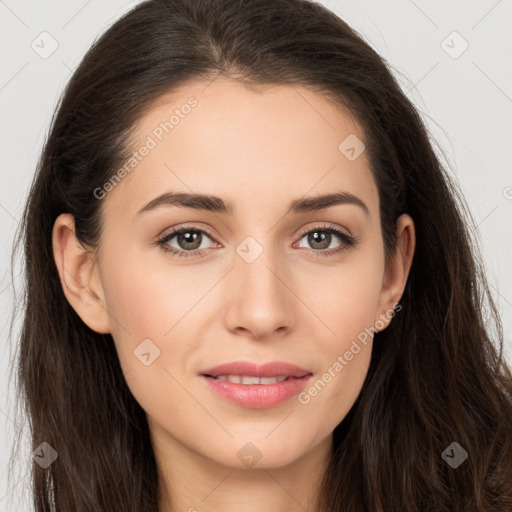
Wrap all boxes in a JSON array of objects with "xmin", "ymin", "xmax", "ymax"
[{"xmin": 214, "ymin": 375, "xmax": 289, "ymax": 384}]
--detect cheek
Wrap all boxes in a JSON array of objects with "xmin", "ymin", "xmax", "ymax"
[
  {"xmin": 294, "ymin": 251, "xmax": 382, "ymax": 424},
  {"xmin": 100, "ymin": 247, "xmax": 220, "ymax": 388},
  {"xmin": 297, "ymin": 250, "xmax": 384, "ymax": 340},
  {"xmin": 299, "ymin": 341, "xmax": 372, "ymax": 440},
  {"xmin": 100, "ymin": 252, "xmax": 200, "ymax": 421},
  {"xmin": 101, "ymin": 247, "xmax": 204, "ymax": 337},
  {"xmin": 298, "ymin": 308, "xmax": 373, "ymax": 434}
]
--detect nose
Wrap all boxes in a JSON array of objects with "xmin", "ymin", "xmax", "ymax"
[{"xmin": 222, "ymin": 242, "xmax": 296, "ymax": 340}]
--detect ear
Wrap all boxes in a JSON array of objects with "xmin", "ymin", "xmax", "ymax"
[
  {"xmin": 52, "ymin": 213, "xmax": 111, "ymax": 334},
  {"xmin": 375, "ymin": 213, "xmax": 415, "ymax": 330}
]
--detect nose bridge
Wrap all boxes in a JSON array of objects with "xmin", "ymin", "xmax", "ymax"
[
  {"xmin": 223, "ymin": 232, "xmax": 294, "ymax": 336},
  {"xmin": 235, "ymin": 232, "xmax": 286, "ymax": 299}
]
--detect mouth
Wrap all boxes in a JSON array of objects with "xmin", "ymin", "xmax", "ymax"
[
  {"xmin": 199, "ymin": 360, "xmax": 311, "ymax": 379},
  {"xmin": 199, "ymin": 372, "xmax": 313, "ymax": 408},
  {"xmin": 198, "ymin": 360, "xmax": 313, "ymax": 408}
]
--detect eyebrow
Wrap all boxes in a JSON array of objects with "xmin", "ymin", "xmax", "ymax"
[{"xmin": 135, "ymin": 190, "xmax": 370, "ymax": 218}]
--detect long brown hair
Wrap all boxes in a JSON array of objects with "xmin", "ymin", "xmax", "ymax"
[{"xmin": 8, "ymin": 0, "xmax": 512, "ymax": 510}]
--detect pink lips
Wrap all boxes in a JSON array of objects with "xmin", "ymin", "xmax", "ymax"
[
  {"xmin": 199, "ymin": 361, "xmax": 313, "ymax": 409},
  {"xmin": 200, "ymin": 361, "xmax": 311, "ymax": 378}
]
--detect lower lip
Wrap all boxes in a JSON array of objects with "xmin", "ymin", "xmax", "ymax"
[{"xmin": 200, "ymin": 374, "xmax": 313, "ymax": 409}]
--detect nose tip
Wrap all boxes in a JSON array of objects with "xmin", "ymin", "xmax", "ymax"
[{"xmin": 223, "ymin": 253, "xmax": 294, "ymax": 339}]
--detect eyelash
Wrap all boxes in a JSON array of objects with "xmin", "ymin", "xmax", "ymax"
[{"xmin": 156, "ymin": 223, "xmax": 359, "ymax": 259}]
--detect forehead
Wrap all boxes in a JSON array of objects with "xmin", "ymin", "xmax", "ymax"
[{"xmin": 101, "ymin": 77, "xmax": 378, "ymax": 221}]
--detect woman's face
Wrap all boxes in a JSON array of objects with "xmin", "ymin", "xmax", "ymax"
[{"xmin": 55, "ymin": 77, "xmax": 414, "ymax": 472}]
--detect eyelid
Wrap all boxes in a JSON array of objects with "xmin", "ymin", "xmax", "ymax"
[
  {"xmin": 295, "ymin": 222, "xmax": 352, "ymax": 239},
  {"xmin": 158, "ymin": 221, "xmax": 352, "ymax": 242},
  {"xmin": 157, "ymin": 223, "xmax": 219, "ymax": 243}
]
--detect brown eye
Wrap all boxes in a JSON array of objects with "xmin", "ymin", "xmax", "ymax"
[
  {"xmin": 306, "ymin": 230, "xmax": 332, "ymax": 250},
  {"xmin": 157, "ymin": 227, "xmax": 218, "ymax": 258},
  {"xmin": 295, "ymin": 224, "xmax": 358, "ymax": 257},
  {"xmin": 175, "ymin": 230, "xmax": 203, "ymax": 250}
]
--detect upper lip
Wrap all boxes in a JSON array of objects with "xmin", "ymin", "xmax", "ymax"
[{"xmin": 200, "ymin": 361, "xmax": 312, "ymax": 378}]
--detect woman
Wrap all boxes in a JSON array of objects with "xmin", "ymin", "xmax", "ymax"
[{"xmin": 9, "ymin": 0, "xmax": 512, "ymax": 510}]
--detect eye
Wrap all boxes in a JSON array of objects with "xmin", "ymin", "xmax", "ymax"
[
  {"xmin": 294, "ymin": 223, "xmax": 358, "ymax": 257},
  {"xmin": 156, "ymin": 222, "xmax": 358, "ymax": 259},
  {"xmin": 156, "ymin": 225, "xmax": 218, "ymax": 258}
]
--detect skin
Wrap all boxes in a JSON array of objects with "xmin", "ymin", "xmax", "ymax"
[{"xmin": 52, "ymin": 77, "xmax": 415, "ymax": 512}]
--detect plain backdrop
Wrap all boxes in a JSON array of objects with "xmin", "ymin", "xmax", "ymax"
[{"xmin": 1, "ymin": 1, "xmax": 511, "ymax": 510}]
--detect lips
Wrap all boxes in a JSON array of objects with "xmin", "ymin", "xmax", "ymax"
[
  {"xmin": 199, "ymin": 361, "xmax": 313, "ymax": 408},
  {"xmin": 200, "ymin": 360, "xmax": 311, "ymax": 379}
]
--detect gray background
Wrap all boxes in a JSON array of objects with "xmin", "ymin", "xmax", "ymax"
[{"xmin": 1, "ymin": 1, "xmax": 511, "ymax": 510}]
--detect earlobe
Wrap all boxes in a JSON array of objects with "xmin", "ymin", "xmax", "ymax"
[
  {"xmin": 375, "ymin": 214, "xmax": 415, "ymax": 329},
  {"xmin": 52, "ymin": 213, "xmax": 111, "ymax": 334}
]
